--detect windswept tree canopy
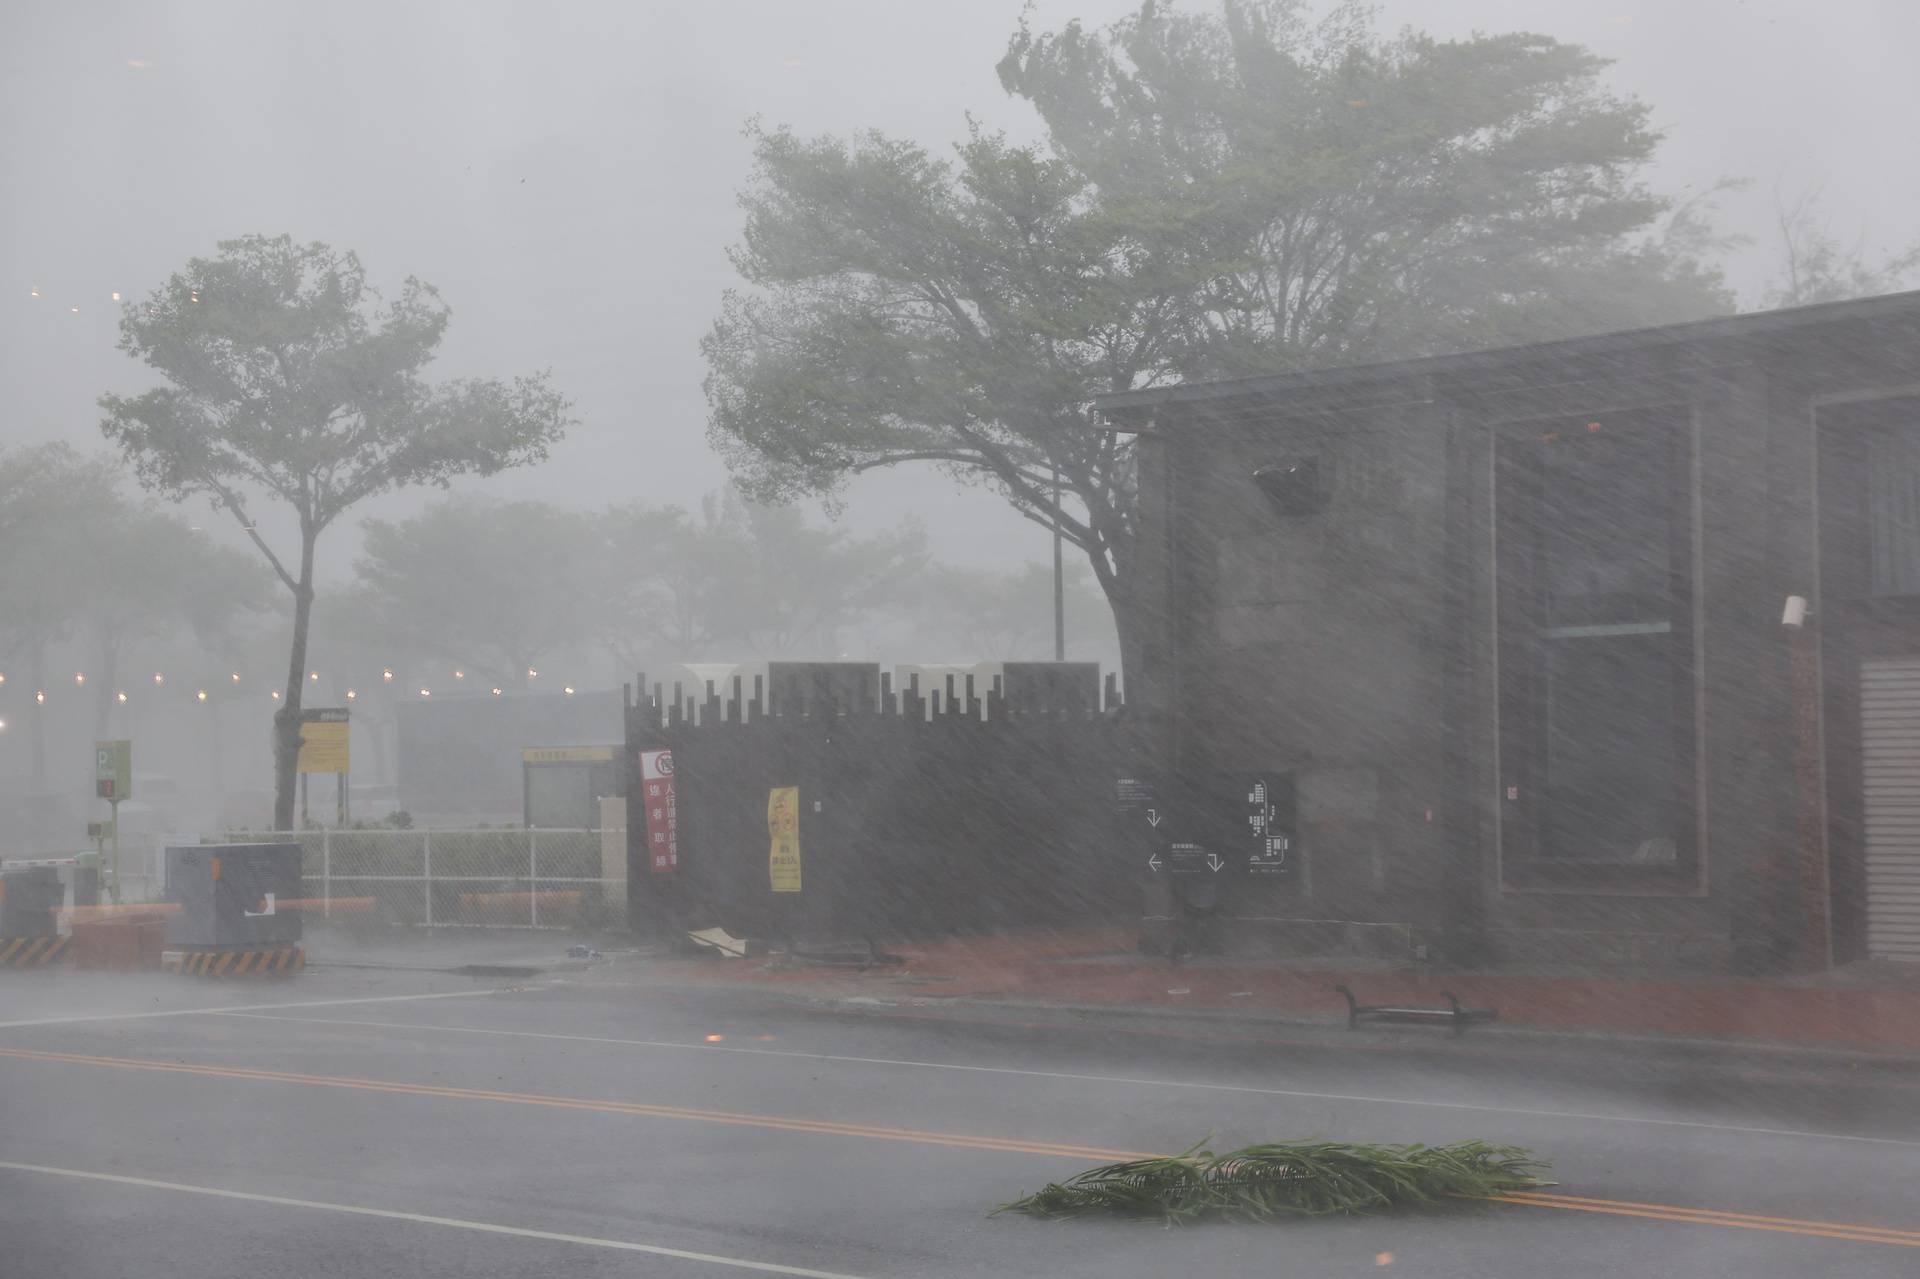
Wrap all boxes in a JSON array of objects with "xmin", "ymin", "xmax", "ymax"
[{"xmin": 703, "ymin": 0, "xmax": 1732, "ymax": 674}]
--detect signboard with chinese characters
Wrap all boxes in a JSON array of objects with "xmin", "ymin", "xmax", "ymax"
[
  {"xmin": 296, "ymin": 708, "xmax": 350, "ymax": 774},
  {"xmin": 767, "ymin": 785, "xmax": 801, "ymax": 893},
  {"xmin": 94, "ymin": 740, "xmax": 132, "ymax": 800},
  {"xmin": 638, "ymin": 749, "xmax": 678, "ymax": 874}
]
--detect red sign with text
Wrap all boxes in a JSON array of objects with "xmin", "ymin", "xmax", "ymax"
[{"xmin": 638, "ymin": 749, "xmax": 678, "ymax": 873}]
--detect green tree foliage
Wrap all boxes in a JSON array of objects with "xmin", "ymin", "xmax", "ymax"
[
  {"xmin": 599, "ymin": 490, "xmax": 928, "ymax": 669},
  {"xmin": 357, "ymin": 498, "xmax": 599, "ymax": 691},
  {"xmin": 1765, "ymin": 186, "xmax": 1920, "ymax": 308},
  {"xmin": 703, "ymin": 0, "xmax": 1732, "ymax": 675},
  {"xmin": 0, "ymin": 443, "xmax": 270, "ymax": 780},
  {"xmin": 100, "ymin": 235, "xmax": 573, "ymax": 829},
  {"xmin": 904, "ymin": 561, "xmax": 1114, "ymax": 663}
]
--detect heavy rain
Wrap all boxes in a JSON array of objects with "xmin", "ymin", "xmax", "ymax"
[{"xmin": 3, "ymin": 2, "xmax": 1919, "ymax": 1276}]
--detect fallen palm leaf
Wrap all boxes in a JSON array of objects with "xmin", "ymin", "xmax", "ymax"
[{"xmin": 996, "ymin": 1138, "xmax": 1548, "ymax": 1224}]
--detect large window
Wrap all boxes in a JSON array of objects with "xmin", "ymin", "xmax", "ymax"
[{"xmin": 1496, "ymin": 411, "xmax": 1695, "ymax": 882}]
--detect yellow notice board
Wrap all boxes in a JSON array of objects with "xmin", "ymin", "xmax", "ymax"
[
  {"xmin": 297, "ymin": 709, "xmax": 350, "ymax": 774},
  {"xmin": 768, "ymin": 786, "xmax": 802, "ymax": 893}
]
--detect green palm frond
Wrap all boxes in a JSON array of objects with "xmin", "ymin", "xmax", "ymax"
[{"xmin": 995, "ymin": 1138, "xmax": 1548, "ymax": 1224}]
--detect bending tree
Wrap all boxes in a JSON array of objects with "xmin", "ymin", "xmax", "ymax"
[
  {"xmin": 703, "ymin": 0, "xmax": 1731, "ymax": 678},
  {"xmin": 101, "ymin": 235, "xmax": 572, "ymax": 829}
]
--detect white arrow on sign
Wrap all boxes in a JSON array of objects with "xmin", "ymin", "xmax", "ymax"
[
  {"xmin": 244, "ymin": 892, "xmax": 276, "ymax": 917},
  {"xmin": 1206, "ymin": 854, "xmax": 1223, "ymax": 872},
  {"xmin": 1146, "ymin": 809, "xmax": 1162, "ymax": 827},
  {"xmin": 1147, "ymin": 854, "xmax": 1163, "ymax": 872}
]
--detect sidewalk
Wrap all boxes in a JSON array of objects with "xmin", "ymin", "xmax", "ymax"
[{"xmin": 664, "ymin": 928, "xmax": 1920, "ymax": 1055}]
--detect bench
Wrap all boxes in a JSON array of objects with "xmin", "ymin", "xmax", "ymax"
[{"xmin": 1333, "ymin": 984, "xmax": 1497, "ymax": 1036}]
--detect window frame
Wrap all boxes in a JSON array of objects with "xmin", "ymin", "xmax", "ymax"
[{"xmin": 1493, "ymin": 406, "xmax": 1703, "ymax": 893}]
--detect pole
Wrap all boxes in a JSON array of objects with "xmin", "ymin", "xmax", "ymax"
[
  {"xmin": 337, "ymin": 770, "xmax": 347, "ymax": 827},
  {"xmin": 1789, "ymin": 622, "xmax": 1832, "ymax": 970},
  {"xmin": 423, "ymin": 830, "xmax": 433, "ymax": 927},
  {"xmin": 529, "ymin": 827, "xmax": 540, "ymax": 928},
  {"xmin": 322, "ymin": 829, "xmax": 332, "ymax": 921},
  {"xmin": 108, "ymin": 797, "xmax": 122, "ymax": 904},
  {"xmin": 300, "ymin": 773, "xmax": 309, "ymax": 830},
  {"xmin": 1052, "ymin": 463, "xmax": 1065, "ymax": 662}
]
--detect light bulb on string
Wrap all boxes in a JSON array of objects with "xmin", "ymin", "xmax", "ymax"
[
  {"xmin": 29, "ymin": 287, "xmax": 40, "ymax": 299},
  {"xmin": 271, "ymin": 690, "xmax": 280, "ymax": 700},
  {"xmin": 153, "ymin": 673, "xmax": 164, "ymax": 686},
  {"xmin": 111, "ymin": 291, "xmax": 121, "ymax": 302},
  {"xmin": 310, "ymin": 671, "xmax": 319, "ymax": 682},
  {"xmin": 0, "ymin": 672, "xmax": 7, "ymax": 684},
  {"xmin": 231, "ymin": 672, "xmax": 241, "ymax": 682},
  {"xmin": 116, "ymin": 691, "xmax": 128, "ymax": 704},
  {"xmin": 564, "ymin": 686, "xmax": 575, "ymax": 697},
  {"xmin": 491, "ymin": 687, "xmax": 502, "ymax": 696},
  {"xmin": 418, "ymin": 687, "xmax": 431, "ymax": 698},
  {"xmin": 346, "ymin": 689, "xmax": 356, "ymax": 700},
  {"xmin": 527, "ymin": 668, "xmax": 538, "ymax": 679},
  {"xmin": 74, "ymin": 672, "xmax": 85, "ymax": 685},
  {"xmin": 35, "ymin": 690, "xmax": 46, "ymax": 704},
  {"xmin": 453, "ymin": 669, "xmax": 464, "ymax": 680},
  {"xmin": 196, "ymin": 690, "xmax": 207, "ymax": 702},
  {"xmin": 382, "ymin": 669, "xmax": 394, "ymax": 682}
]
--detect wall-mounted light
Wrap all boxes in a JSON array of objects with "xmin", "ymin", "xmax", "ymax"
[{"xmin": 1251, "ymin": 457, "xmax": 1326, "ymax": 516}]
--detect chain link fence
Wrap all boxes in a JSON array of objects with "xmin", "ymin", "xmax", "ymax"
[{"xmin": 129, "ymin": 829, "xmax": 619, "ymax": 929}]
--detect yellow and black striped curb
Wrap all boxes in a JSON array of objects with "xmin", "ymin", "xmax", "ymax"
[
  {"xmin": 0, "ymin": 936, "xmax": 71, "ymax": 968},
  {"xmin": 162, "ymin": 947, "xmax": 305, "ymax": 977}
]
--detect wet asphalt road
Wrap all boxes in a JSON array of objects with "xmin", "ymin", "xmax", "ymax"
[{"xmin": 2, "ymin": 956, "xmax": 1918, "ymax": 1278}]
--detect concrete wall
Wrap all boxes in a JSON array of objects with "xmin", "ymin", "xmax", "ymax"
[{"xmin": 1135, "ymin": 304, "xmax": 1920, "ymax": 971}]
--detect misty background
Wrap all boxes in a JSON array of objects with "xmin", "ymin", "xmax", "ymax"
[{"xmin": 4, "ymin": 0, "xmax": 1918, "ymax": 833}]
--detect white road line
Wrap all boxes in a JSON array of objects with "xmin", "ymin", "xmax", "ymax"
[
  {"xmin": 215, "ymin": 1010, "xmax": 1920, "ymax": 1153},
  {"xmin": 0, "ymin": 1159, "xmax": 871, "ymax": 1279},
  {"xmin": 0, "ymin": 988, "xmax": 506, "ymax": 1030}
]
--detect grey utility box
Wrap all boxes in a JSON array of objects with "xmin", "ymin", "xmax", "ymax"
[
  {"xmin": 0, "ymin": 866, "xmax": 60, "ymax": 937},
  {"xmin": 165, "ymin": 844, "xmax": 303, "ymax": 947}
]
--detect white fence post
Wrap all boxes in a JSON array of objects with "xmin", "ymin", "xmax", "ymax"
[
  {"xmin": 529, "ymin": 827, "xmax": 540, "ymax": 928},
  {"xmin": 423, "ymin": 830, "xmax": 433, "ymax": 927},
  {"xmin": 322, "ymin": 830, "xmax": 332, "ymax": 920}
]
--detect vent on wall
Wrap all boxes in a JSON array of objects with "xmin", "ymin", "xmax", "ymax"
[{"xmin": 1252, "ymin": 458, "xmax": 1326, "ymax": 516}]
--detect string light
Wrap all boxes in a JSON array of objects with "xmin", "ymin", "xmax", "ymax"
[
  {"xmin": 111, "ymin": 291, "xmax": 121, "ymax": 302},
  {"xmin": 70, "ymin": 306, "xmax": 79, "ymax": 314},
  {"xmin": 116, "ymin": 691, "xmax": 128, "ymax": 704},
  {"xmin": 345, "ymin": 689, "xmax": 356, "ymax": 700},
  {"xmin": 153, "ymin": 673, "xmax": 164, "ymax": 685},
  {"xmin": 453, "ymin": 669, "xmax": 465, "ymax": 680},
  {"xmin": 382, "ymin": 669, "xmax": 394, "ymax": 682},
  {"xmin": 563, "ymin": 686, "xmax": 575, "ymax": 697},
  {"xmin": 271, "ymin": 690, "xmax": 280, "ymax": 700},
  {"xmin": 527, "ymin": 668, "xmax": 538, "ymax": 679},
  {"xmin": 189, "ymin": 289, "xmax": 199, "ymax": 303},
  {"xmin": 418, "ymin": 687, "xmax": 431, "ymax": 697},
  {"xmin": 35, "ymin": 690, "xmax": 46, "ymax": 704},
  {"xmin": 310, "ymin": 671, "xmax": 319, "ymax": 682},
  {"xmin": 0, "ymin": 719, "xmax": 7, "ymax": 731},
  {"xmin": 491, "ymin": 687, "xmax": 503, "ymax": 696},
  {"xmin": 196, "ymin": 689, "xmax": 207, "ymax": 702},
  {"xmin": 29, "ymin": 287, "xmax": 40, "ymax": 298},
  {"xmin": 231, "ymin": 672, "xmax": 241, "ymax": 682},
  {"xmin": 0, "ymin": 672, "xmax": 7, "ymax": 684},
  {"xmin": 74, "ymin": 672, "xmax": 85, "ymax": 685}
]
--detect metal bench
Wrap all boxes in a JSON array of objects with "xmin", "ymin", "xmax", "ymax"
[{"xmin": 1334, "ymin": 984, "xmax": 1497, "ymax": 1036}]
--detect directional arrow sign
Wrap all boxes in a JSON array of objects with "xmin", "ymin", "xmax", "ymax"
[
  {"xmin": 1147, "ymin": 854, "xmax": 1163, "ymax": 872},
  {"xmin": 1146, "ymin": 809, "xmax": 1162, "ymax": 828},
  {"xmin": 1206, "ymin": 854, "xmax": 1223, "ymax": 872}
]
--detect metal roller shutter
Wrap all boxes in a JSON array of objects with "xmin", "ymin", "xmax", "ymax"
[{"xmin": 1861, "ymin": 657, "xmax": 1920, "ymax": 960}]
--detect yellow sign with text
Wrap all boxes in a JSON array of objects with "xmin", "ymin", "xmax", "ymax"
[
  {"xmin": 768, "ymin": 786, "xmax": 801, "ymax": 893},
  {"xmin": 296, "ymin": 712, "xmax": 350, "ymax": 774}
]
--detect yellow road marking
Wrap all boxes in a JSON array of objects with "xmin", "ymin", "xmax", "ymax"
[
  {"xmin": 2, "ymin": 1044, "xmax": 1913, "ymax": 1250},
  {"xmin": 0, "ymin": 1045, "xmax": 1140, "ymax": 1162},
  {"xmin": 1496, "ymin": 1190, "xmax": 1920, "ymax": 1247}
]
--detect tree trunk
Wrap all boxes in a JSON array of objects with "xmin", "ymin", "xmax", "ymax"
[{"xmin": 271, "ymin": 532, "xmax": 318, "ymax": 832}]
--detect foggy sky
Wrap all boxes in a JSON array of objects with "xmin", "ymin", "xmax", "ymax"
[{"xmin": 4, "ymin": 0, "xmax": 1916, "ymax": 583}]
